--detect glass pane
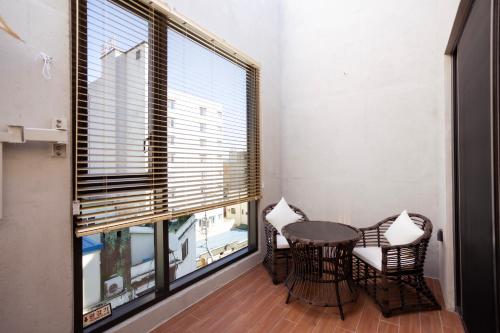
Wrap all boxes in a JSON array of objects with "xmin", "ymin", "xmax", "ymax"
[
  {"xmin": 82, "ymin": 224, "xmax": 156, "ymax": 314},
  {"xmin": 167, "ymin": 27, "xmax": 250, "ymax": 213},
  {"xmin": 87, "ymin": 0, "xmax": 150, "ymax": 175},
  {"xmin": 168, "ymin": 202, "xmax": 249, "ymax": 281}
]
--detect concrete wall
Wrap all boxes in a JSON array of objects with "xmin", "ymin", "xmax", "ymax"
[
  {"xmin": 437, "ymin": 0, "xmax": 461, "ymax": 311},
  {"xmin": 0, "ymin": 1, "xmax": 73, "ymax": 332},
  {"xmin": 279, "ymin": 0, "xmax": 459, "ymax": 308}
]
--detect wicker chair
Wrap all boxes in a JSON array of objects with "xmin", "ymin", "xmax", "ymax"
[
  {"xmin": 352, "ymin": 213, "xmax": 441, "ymax": 317},
  {"xmin": 262, "ymin": 203, "xmax": 309, "ymax": 284}
]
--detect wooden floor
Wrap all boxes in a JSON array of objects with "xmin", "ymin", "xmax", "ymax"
[{"xmin": 152, "ymin": 265, "xmax": 464, "ymax": 333}]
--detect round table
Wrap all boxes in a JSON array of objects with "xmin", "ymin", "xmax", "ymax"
[{"xmin": 281, "ymin": 221, "xmax": 361, "ymax": 320}]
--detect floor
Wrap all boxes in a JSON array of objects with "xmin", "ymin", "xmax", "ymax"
[{"xmin": 152, "ymin": 265, "xmax": 464, "ymax": 333}]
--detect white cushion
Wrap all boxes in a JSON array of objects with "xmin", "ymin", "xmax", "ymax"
[
  {"xmin": 276, "ymin": 235, "xmax": 290, "ymax": 249},
  {"xmin": 384, "ymin": 210, "xmax": 424, "ymax": 246},
  {"xmin": 353, "ymin": 247, "xmax": 382, "ymax": 271},
  {"xmin": 266, "ymin": 197, "xmax": 302, "ymax": 234}
]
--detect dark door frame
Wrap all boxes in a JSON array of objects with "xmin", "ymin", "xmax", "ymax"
[{"xmin": 447, "ymin": 0, "xmax": 500, "ymax": 331}]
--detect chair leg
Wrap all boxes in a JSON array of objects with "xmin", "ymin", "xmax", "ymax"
[
  {"xmin": 364, "ymin": 263, "xmax": 369, "ymax": 289},
  {"xmin": 272, "ymin": 253, "xmax": 279, "ymax": 284},
  {"xmin": 272, "ymin": 262, "xmax": 280, "ymax": 285},
  {"xmin": 398, "ymin": 275, "xmax": 405, "ymax": 309},
  {"xmin": 347, "ymin": 277, "xmax": 355, "ymax": 294},
  {"xmin": 417, "ymin": 275, "xmax": 440, "ymax": 309},
  {"xmin": 264, "ymin": 247, "xmax": 281, "ymax": 284},
  {"xmin": 381, "ymin": 275, "xmax": 390, "ymax": 317},
  {"xmin": 286, "ymin": 291, "xmax": 292, "ymax": 304}
]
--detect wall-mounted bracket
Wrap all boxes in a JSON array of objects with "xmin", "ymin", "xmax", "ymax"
[
  {"xmin": 0, "ymin": 118, "xmax": 68, "ymax": 218},
  {"xmin": 0, "ymin": 118, "xmax": 68, "ymax": 144}
]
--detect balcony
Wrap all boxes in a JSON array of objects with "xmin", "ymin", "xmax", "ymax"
[{"xmin": 0, "ymin": 0, "xmax": 496, "ymax": 332}]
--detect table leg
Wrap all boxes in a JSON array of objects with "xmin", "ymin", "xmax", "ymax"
[
  {"xmin": 286, "ymin": 279, "xmax": 296, "ymax": 304},
  {"xmin": 335, "ymin": 279, "xmax": 345, "ymax": 321}
]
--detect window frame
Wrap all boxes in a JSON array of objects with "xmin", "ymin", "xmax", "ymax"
[
  {"xmin": 72, "ymin": 0, "xmax": 259, "ymax": 332},
  {"xmin": 75, "ymin": 203, "xmax": 257, "ymax": 333}
]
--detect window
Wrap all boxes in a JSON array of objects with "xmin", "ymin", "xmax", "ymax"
[
  {"xmin": 168, "ymin": 99, "xmax": 176, "ymax": 109},
  {"xmin": 182, "ymin": 239, "xmax": 189, "ymax": 260},
  {"xmin": 82, "ymin": 224, "xmax": 155, "ymax": 315},
  {"xmin": 74, "ymin": 0, "xmax": 259, "ymax": 330},
  {"xmin": 75, "ymin": 1, "xmax": 165, "ymax": 328},
  {"xmin": 74, "ymin": 0, "xmax": 168, "ymax": 239}
]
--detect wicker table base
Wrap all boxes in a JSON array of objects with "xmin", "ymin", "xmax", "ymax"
[{"xmin": 282, "ymin": 222, "xmax": 361, "ymax": 320}]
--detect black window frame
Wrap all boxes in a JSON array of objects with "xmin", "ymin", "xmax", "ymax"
[{"xmin": 72, "ymin": 1, "xmax": 259, "ymax": 332}]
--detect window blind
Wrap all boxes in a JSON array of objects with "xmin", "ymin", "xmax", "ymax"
[
  {"xmin": 164, "ymin": 22, "xmax": 260, "ymax": 219},
  {"xmin": 73, "ymin": 0, "xmax": 260, "ymax": 237}
]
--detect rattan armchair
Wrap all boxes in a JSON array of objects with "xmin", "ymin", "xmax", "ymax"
[
  {"xmin": 352, "ymin": 213, "xmax": 440, "ymax": 317},
  {"xmin": 262, "ymin": 203, "xmax": 309, "ymax": 284}
]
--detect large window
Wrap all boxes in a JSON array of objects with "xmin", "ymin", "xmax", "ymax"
[
  {"xmin": 82, "ymin": 224, "xmax": 155, "ymax": 314},
  {"xmin": 168, "ymin": 202, "xmax": 249, "ymax": 281},
  {"xmin": 73, "ymin": 0, "xmax": 260, "ymax": 331}
]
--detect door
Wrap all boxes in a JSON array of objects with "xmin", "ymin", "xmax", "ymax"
[{"xmin": 454, "ymin": 0, "xmax": 500, "ymax": 332}]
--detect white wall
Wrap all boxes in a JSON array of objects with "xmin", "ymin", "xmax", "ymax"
[
  {"xmin": 131, "ymin": 231, "xmax": 155, "ymax": 266},
  {"xmin": 280, "ymin": 0, "xmax": 459, "ymax": 308},
  {"xmin": 437, "ymin": 0, "xmax": 461, "ymax": 311},
  {"xmin": 83, "ymin": 251, "xmax": 102, "ymax": 309},
  {"xmin": 0, "ymin": 1, "xmax": 73, "ymax": 332}
]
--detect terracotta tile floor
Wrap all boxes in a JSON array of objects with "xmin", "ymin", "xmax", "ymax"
[{"xmin": 152, "ymin": 265, "xmax": 464, "ymax": 333}]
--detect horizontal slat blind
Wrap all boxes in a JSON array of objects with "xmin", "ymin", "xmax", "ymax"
[
  {"xmin": 74, "ymin": 0, "xmax": 260, "ymax": 237},
  {"xmin": 165, "ymin": 22, "xmax": 260, "ymax": 219},
  {"xmin": 74, "ymin": 0, "xmax": 168, "ymax": 237}
]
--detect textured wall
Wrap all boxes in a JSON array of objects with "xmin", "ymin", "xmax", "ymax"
[
  {"xmin": 279, "ymin": 0, "xmax": 457, "ymax": 291},
  {"xmin": 0, "ymin": 0, "xmax": 73, "ymax": 332}
]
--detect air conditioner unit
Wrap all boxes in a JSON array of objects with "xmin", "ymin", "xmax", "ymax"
[{"xmin": 104, "ymin": 275, "xmax": 123, "ymax": 298}]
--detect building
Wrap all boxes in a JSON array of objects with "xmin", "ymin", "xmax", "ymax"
[
  {"xmin": 82, "ymin": 235, "xmax": 102, "ymax": 309},
  {"xmin": 88, "ymin": 40, "xmax": 150, "ymax": 175},
  {"xmin": 168, "ymin": 215, "xmax": 197, "ymax": 280},
  {"xmin": 166, "ymin": 89, "xmax": 224, "ymax": 212}
]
